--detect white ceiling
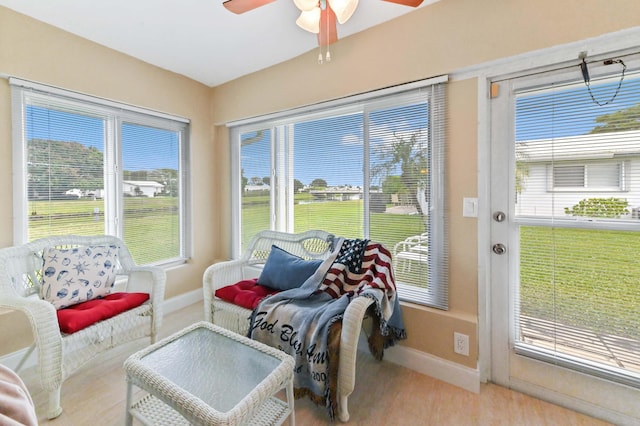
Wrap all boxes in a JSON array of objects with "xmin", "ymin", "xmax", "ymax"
[{"xmin": 0, "ymin": 0, "xmax": 432, "ymax": 87}]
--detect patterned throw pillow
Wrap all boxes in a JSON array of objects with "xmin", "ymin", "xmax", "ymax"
[{"xmin": 40, "ymin": 245, "xmax": 119, "ymax": 310}]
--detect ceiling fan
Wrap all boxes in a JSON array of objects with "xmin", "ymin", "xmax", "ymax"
[{"xmin": 222, "ymin": 0, "xmax": 424, "ymax": 47}]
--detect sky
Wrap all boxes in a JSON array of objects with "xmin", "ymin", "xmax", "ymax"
[
  {"xmin": 242, "ymin": 74, "xmax": 639, "ymax": 188},
  {"xmin": 24, "ymin": 73, "xmax": 639, "ymax": 185},
  {"xmin": 516, "ymin": 75, "xmax": 639, "ymax": 141},
  {"xmin": 241, "ymin": 77, "xmax": 640, "ymax": 186},
  {"xmin": 25, "ymin": 106, "xmax": 179, "ymax": 171},
  {"xmin": 241, "ymin": 103, "xmax": 429, "ymax": 187}
]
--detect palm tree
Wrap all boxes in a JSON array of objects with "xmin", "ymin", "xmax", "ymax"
[{"xmin": 372, "ymin": 130, "xmax": 428, "ymax": 215}]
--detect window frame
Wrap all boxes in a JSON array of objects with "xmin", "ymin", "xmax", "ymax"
[
  {"xmin": 229, "ymin": 76, "xmax": 448, "ymax": 308},
  {"xmin": 10, "ymin": 78, "xmax": 191, "ymax": 266}
]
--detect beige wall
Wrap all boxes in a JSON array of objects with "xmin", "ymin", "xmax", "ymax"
[
  {"xmin": 1, "ymin": 0, "xmax": 639, "ymax": 370},
  {"xmin": 211, "ymin": 0, "xmax": 640, "ymax": 369},
  {"xmin": 0, "ymin": 7, "xmax": 218, "ymax": 354}
]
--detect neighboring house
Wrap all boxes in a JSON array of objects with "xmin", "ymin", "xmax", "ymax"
[
  {"xmin": 308, "ymin": 186, "xmax": 363, "ymax": 201},
  {"xmin": 244, "ymin": 184, "xmax": 270, "ymax": 192},
  {"xmin": 64, "ymin": 188, "xmax": 104, "ymax": 199},
  {"xmin": 516, "ymin": 130, "xmax": 640, "ymax": 217},
  {"xmin": 87, "ymin": 189, "xmax": 105, "ymax": 199},
  {"xmin": 65, "ymin": 188, "xmax": 83, "ymax": 198},
  {"xmin": 122, "ymin": 180, "xmax": 164, "ymax": 197}
]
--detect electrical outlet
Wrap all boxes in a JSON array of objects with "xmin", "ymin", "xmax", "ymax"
[{"xmin": 454, "ymin": 332, "xmax": 469, "ymax": 356}]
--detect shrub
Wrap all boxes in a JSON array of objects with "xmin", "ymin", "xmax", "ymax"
[{"xmin": 564, "ymin": 197, "xmax": 629, "ymax": 218}]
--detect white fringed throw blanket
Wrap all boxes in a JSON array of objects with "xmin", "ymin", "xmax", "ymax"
[
  {"xmin": 0, "ymin": 364, "xmax": 37, "ymax": 426},
  {"xmin": 249, "ymin": 237, "xmax": 406, "ymax": 419}
]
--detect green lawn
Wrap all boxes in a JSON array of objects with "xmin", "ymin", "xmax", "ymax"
[
  {"xmin": 29, "ymin": 197, "xmax": 179, "ymax": 264},
  {"xmin": 28, "ymin": 198, "xmax": 639, "ymax": 339},
  {"xmin": 241, "ymin": 198, "xmax": 428, "ymax": 287},
  {"xmin": 520, "ymin": 226, "xmax": 640, "ymax": 339},
  {"xmin": 239, "ymin": 198, "xmax": 638, "ymax": 339},
  {"xmin": 241, "ymin": 198, "xmax": 426, "ymax": 250}
]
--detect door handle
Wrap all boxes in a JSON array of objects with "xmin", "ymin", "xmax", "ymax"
[{"xmin": 493, "ymin": 243, "xmax": 506, "ymax": 255}]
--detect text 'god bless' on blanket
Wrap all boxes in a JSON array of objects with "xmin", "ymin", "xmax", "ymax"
[{"xmin": 248, "ymin": 237, "xmax": 407, "ymax": 420}]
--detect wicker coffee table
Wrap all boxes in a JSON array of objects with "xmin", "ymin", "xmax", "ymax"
[{"xmin": 124, "ymin": 321, "xmax": 295, "ymax": 425}]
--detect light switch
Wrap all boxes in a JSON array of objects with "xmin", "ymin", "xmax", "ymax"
[{"xmin": 463, "ymin": 197, "xmax": 478, "ymax": 218}]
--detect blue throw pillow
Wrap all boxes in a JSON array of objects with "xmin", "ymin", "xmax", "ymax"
[{"xmin": 257, "ymin": 245, "xmax": 323, "ymax": 291}]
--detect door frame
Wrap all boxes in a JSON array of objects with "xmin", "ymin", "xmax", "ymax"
[
  {"xmin": 477, "ymin": 38, "xmax": 640, "ymax": 424},
  {"xmin": 475, "ymin": 27, "xmax": 640, "ymax": 384}
]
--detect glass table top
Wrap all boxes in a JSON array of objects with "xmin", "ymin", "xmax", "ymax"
[{"xmin": 138, "ymin": 326, "xmax": 283, "ymax": 413}]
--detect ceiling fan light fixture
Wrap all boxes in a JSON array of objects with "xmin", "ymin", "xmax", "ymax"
[
  {"xmin": 222, "ymin": 0, "xmax": 425, "ymax": 65},
  {"xmin": 296, "ymin": 7, "xmax": 321, "ymax": 33},
  {"xmin": 293, "ymin": 0, "xmax": 319, "ymax": 12},
  {"xmin": 327, "ymin": 0, "xmax": 358, "ymax": 24}
]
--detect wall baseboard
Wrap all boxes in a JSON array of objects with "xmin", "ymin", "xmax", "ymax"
[
  {"xmin": 357, "ymin": 334, "xmax": 480, "ymax": 394},
  {"xmin": 387, "ymin": 345, "xmax": 480, "ymax": 394},
  {"xmin": 163, "ymin": 288, "xmax": 203, "ymax": 315},
  {"xmin": 2, "ymin": 289, "xmax": 481, "ymax": 397}
]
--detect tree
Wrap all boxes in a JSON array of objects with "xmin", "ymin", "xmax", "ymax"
[
  {"xmin": 372, "ymin": 130, "xmax": 428, "ymax": 214},
  {"xmin": 381, "ymin": 175, "xmax": 405, "ymax": 194},
  {"xmin": 28, "ymin": 139, "xmax": 104, "ymax": 199},
  {"xmin": 123, "ymin": 170, "xmax": 151, "ymax": 180},
  {"xmin": 241, "ymin": 169, "xmax": 248, "ymax": 192},
  {"xmin": 249, "ymin": 176, "xmax": 263, "ymax": 186},
  {"xmin": 152, "ymin": 168, "xmax": 178, "ymax": 196},
  {"xmin": 262, "ymin": 176, "xmax": 270, "ymax": 186},
  {"xmin": 27, "ymin": 138, "xmax": 179, "ymax": 200},
  {"xmin": 310, "ymin": 178, "xmax": 328, "ymax": 188},
  {"xmin": 590, "ymin": 103, "xmax": 640, "ymax": 134},
  {"xmin": 294, "ymin": 179, "xmax": 305, "ymax": 193}
]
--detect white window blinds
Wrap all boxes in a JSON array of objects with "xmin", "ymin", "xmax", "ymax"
[
  {"xmin": 513, "ymin": 59, "xmax": 640, "ymax": 386},
  {"xmin": 233, "ymin": 77, "xmax": 448, "ymax": 308},
  {"xmin": 11, "ymin": 78, "xmax": 190, "ymax": 266}
]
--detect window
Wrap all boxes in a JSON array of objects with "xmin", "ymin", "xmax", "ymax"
[
  {"xmin": 11, "ymin": 78, "xmax": 190, "ymax": 266},
  {"xmin": 552, "ymin": 164, "xmax": 585, "ymax": 187},
  {"xmin": 231, "ymin": 77, "xmax": 448, "ymax": 308},
  {"xmin": 550, "ymin": 162, "xmax": 624, "ymax": 191}
]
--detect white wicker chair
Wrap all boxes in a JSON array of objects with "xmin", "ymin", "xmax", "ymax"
[
  {"xmin": 203, "ymin": 230, "xmax": 374, "ymax": 422},
  {"xmin": 0, "ymin": 235, "xmax": 165, "ymax": 419}
]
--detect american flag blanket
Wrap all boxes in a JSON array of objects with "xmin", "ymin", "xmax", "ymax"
[{"xmin": 248, "ymin": 237, "xmax": 407, "ymax": 419}]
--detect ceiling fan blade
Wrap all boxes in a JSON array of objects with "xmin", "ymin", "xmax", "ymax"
[
  {"xmin": 318, "ymin": 6, "xmax": 338, "ymax": 46},
  {"xmin": 223, "ymin": 0, "xmax": 276, "ymax": 14},
  {"xmin": 382, "ymin": 0, "xmax": 424, "ymax": 7}
]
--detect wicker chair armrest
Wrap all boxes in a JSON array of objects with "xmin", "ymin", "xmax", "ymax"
[
  {"xmin": 125, "ymin": 266, "xmax": 166, "ymax": 332},
  {"xmin": 338, "ymin": 296, "xmax": 374, "ymax": 399},
  {"xmin": 203, "ymin": 259, "xmax": 248, "ymax": 322},
  {"xmin": 0, "ymin": 295, "xmax": 63, "ymax": 391},
  {"xmin": 203, "ymin": 259, "xmax": 247, "ymax": 292},
  {"xmin": 125, "ymin": 266, "xmax": 166, "ymax": 295},
  {"xmin": 0, "ymin": 294, "xmax": 58, "ymax": 326}
]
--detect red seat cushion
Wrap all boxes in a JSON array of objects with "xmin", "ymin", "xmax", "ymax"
[
  {"xmin": 214, "ymin": 278, "xmax": 279, "ymax": 310},
  {"xmin": 56, "ymin": 292, "xmax": 150, "ymax": 334}
]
